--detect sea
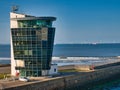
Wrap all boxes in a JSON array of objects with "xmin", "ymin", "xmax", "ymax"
[{"xmin": 1, "ymin": 43, "xmax": 120, "ymax": 90}]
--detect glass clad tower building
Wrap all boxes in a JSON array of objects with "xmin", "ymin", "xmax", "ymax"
[{"xmin": 10, "ymin": 12, "xmax": 56, "ymax": 77}]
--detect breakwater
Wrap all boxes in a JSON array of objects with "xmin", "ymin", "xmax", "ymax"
[{"xmin": 3, "ymin": 65, "xmax": 120, "ymax": 90}]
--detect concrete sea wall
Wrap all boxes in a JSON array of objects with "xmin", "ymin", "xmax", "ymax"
[{"xmin": 5, "ymin": 65, "xmax": 120, "ymax": 90}]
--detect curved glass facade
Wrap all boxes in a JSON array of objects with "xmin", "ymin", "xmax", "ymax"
[
  {"xmin": 11, "ymin": 16, "xmax": 56, "ymax": 77},
  {"xmin": 18, "ymin": 20, "xmax": 52, "ymax": 28}
]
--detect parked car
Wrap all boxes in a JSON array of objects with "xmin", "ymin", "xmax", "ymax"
[{"xmin": 19, "ymin": 77, "xmax": 29, "ymax": 82}]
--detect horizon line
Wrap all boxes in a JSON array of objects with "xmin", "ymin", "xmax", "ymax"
[{"xmin": 1, "ymin": 42, "xmax": 120, "ymax": 45}]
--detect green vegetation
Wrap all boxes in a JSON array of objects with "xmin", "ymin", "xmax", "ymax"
[
  {"xmin": 59, "ymin": 69, "xmax": 79, "ymax": 72},
  {"xmin": 0, "ymin": 73, "xmax": 11, "ymax": 79}
]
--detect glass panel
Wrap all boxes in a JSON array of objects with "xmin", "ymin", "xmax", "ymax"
[
  {"xmin": 24, "ymin": 50, "xmax": 28, "ymax": 55},
  {"xmin": 29, "ymin": 50, "xmax": 33, "ymax": 55},
  {"xmin": 42, "ymin": 28, "xmax": 48, "ymax": 40}
]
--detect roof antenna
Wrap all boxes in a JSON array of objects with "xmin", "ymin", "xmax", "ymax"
[{"xmin": 11, "ymin": 5, "xmax": 19, "ymax": 12}]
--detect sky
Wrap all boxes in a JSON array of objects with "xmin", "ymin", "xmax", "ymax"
[{"xmin": 0, "ymin": 0, "xmax": 120, "ymax": 44}]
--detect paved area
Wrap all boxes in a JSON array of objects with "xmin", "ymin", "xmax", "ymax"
[
  {"xmin": 0, "ymin": 66, "xmax": 10, "ymax": 74},
  {"xmin": 0, "ymin": 80, "xmax": 27, "ymax": 89},
  {"xmin": 0, "ymin": 76, "xmax": 60, "ymax": 89}
]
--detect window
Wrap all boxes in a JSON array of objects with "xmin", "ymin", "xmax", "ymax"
[
  {"xmin": 24, "ymin": 50, "xmax": 33, "ymax": 56},
  {"xmin": 54, "ymin": 68, "xmax": 56, "ymax": 72},
  {"xmin": 24, "ymin": 50, "xmax": 28, "ymax": 55},
  {"xmin": 29, "ymin": 50, "xmax": 33, "ymax": 56}
]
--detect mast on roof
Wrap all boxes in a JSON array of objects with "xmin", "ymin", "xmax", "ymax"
[{"xmin": 11, "ymin": 5, "xmax": 19, "ymax": 12}]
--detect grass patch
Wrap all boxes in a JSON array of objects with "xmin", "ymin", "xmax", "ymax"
[
  {"xmin": 0, "ymin": 73, "xmax": 11, "ymax": 79},
  {"xmin": 59, "ymin": 69, "xmax": 79, "ymax": 72}
]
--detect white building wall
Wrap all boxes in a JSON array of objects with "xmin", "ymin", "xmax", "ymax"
[
  {"xmin": 10, "ymin": 12, "xmax": 26, "ymax": 76},
  {"xmin": 10, "ymin": 20, "xmax": 18, "ymax": 28},
  {"xmin": 49, "ymin": 64, "xmax": 58, "ymax": 75},
  {"xmin": 10, "ymin": 12, "xmax": 26, "ymax": 18},
  {"xmin": 10, "ymin": 32, "xmax": 17, "ymax": 76},
  {"xmin": 42, "ymin": 64, "xmax": 58, "ymax": 76},
  {"xmin": 10, "ymin": 12, "xmax": 26, "ymax": 28}
]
